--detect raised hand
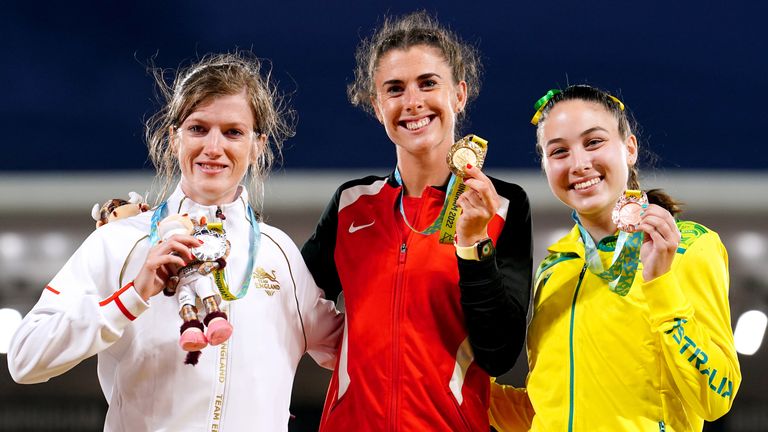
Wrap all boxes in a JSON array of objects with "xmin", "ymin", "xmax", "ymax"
[
  {"xmin": 455, "ymin": 164, "xmax": 500, "ymax": 246},
  {"xmin": 134, "ymin": 234, "xmax": 200, "ymax": 301},
  {"xmin": 638, "ymin": 204, "xmax": 681, "ymax": 282}
]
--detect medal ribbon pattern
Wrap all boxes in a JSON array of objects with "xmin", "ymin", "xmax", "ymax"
[{"xmin": 571, "ymin": 210, "xmax": 643, "ymax": 296}]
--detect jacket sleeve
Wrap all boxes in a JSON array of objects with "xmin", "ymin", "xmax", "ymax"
[
  {"xmin": 301, "ymin": 187, "xmax": 343, "ymax": 303},
  {"xmin": 458, "ymin": 180, "xmax": 533, "ymax": 376},
  {"xmin": 643, "ymin": 229, "xmax": 741, "ymax": 420},
  {"xmin": 284, "ymin": 232, "xmax": 343, "ymax": 370},
  {"xmin": 7, "ymin": 228, "xmax": 149, "ymax": 384},
  {"xmin": 488, "ymin": 378, "xmax": 534, "ymax": 431}
]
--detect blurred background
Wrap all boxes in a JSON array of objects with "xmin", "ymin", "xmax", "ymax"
[{"xmin": 1, "ymin": 1, "xmax": 766, "ymax": 430}]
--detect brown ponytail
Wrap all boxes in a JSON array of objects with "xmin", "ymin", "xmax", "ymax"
[{"xmin": 646, "ymin": 189, "xmax": 683, "ymax": 217}]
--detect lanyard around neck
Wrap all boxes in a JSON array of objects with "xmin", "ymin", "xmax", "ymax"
[
  {"xmin": 394, "ymin": 167, "xmax": 465, "ymax": 244},
  {"xmin": 149, "ymin": 200, "xmax": 260, "ymax": 301},
  {"xmin": 571, "ymin": 211, "xmax": 642, "ymax": 296}
]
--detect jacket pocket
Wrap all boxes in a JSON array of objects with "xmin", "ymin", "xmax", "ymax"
[
  {"xmin": 326, "ymin": 381, "xmax": 351, "ymax": 414},
  {"xmin": 445, "ymin": 387, "xmax": 473, "ymax": 432}
]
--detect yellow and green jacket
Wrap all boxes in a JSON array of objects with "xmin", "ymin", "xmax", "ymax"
[{"xmin": 490, "ymin": 221, "xmax": 741, "ymax": 431}]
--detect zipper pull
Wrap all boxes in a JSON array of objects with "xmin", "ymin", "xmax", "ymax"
[{"xmin": 216, "ymin": 206, "xmax": 226, "ymax": 220}]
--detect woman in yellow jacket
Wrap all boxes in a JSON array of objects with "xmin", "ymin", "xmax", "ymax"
[{"xmin": 491, "ymin": 85, "xmax": 741, "ymax": 431}]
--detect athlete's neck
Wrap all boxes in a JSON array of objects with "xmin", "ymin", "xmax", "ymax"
[
  {"xmin": 180, "ymin": 183, "xmax": 240, "ymax": 207},
  {"xmin": 396, "ymin": 154, "xmax": 451, "ymax": 198},
  {"xmin": 577, "ymin": 210, "xmax": 617, "ymax": 243}
]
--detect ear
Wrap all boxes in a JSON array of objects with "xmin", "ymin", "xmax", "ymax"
[
  {"xmin": 169, "ymin": 126, "xmax": 179, "ymax": 154},
  {"xmin": 250, "ymin": 133, "xmax": 267, "ymax": 164},
  {"xmin": 625, "ymin": 134, "xmax": 638, "ymax": 166},
  {"xmin": 371, "ymin": 96, "xmax": 384, "ymax": 124},
  {"xmin": 454, "ymin": 81, "xmax": 468, "ymax": 114}
]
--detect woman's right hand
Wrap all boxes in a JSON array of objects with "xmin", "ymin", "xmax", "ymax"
[{"xmin": 134, "ymin": 234, "xmax": 200, "ymax": 301}]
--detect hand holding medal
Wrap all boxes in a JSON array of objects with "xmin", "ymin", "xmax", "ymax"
[
  {"xmin": 635, "ymin": 199, "xmax": 682, "ymax": 282},
  {"xmin": 396, "ymin": 134, "xmax": 495, "ymax": 245},
  {"xmin": 445, "ymin": 135, "xmax": 499, "ymax": 247},
  {"xmin": 572, "ymin": 189, "xmax": 650, "ymax": 297}
]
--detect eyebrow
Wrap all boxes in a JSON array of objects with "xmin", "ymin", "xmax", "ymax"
[
  {"xmin": 382, "ymin": 73, "xmax": 442, "ymax": 87},
  {"xmin": 545, "ymin": 126, "xmax": 610, "ymax": 147}
]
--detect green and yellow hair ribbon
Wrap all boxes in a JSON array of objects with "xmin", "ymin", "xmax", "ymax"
[
  {"xmin": 531, "ymin": 88, "xmax": 625, "ymax": 125},
  {"xmin": 530, "ymin": 89, "xmax": 561, "ymax": 125}
]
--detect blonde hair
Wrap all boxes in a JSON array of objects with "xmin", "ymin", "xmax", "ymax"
[{"xmin": 145, "ymin": 52, "xmax": 295, "ymax": 212}]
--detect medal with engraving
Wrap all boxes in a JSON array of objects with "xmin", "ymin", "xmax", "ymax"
[
  {"xmin": 612, "ymin": 190, "xmax": 648, "ymax": 233},
  {"xmin": 447, "ymin": 134, "xmax": 488, "ymax": 177},
  {"xmin": 192, "ymin": 224, "xmax": 230, "ymax": 261}
]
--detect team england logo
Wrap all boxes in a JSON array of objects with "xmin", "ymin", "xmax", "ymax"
[{"xmin": 252, "ymin": 267, "xmax": 281, "ymax": 296}]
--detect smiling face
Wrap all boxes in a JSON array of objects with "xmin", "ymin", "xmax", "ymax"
[
  {"xmin": 174, "ymin": 90, "xmax": 266, "ymax": 205},
  {"xmin": 539, "ymin": 99, "xmax": 638, "ymax": 223},
  {"xmin": 371, "ymin": 45, "xmax": 467, "ymax": 162}
]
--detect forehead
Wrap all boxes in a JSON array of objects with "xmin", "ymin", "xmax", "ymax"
[
  {"xmin": 183, "ymin": 90, "xmax": 255, "ymax": 125},
  {"xmin": 374, "ymin": 45, "xmax": 451, "ymax": 81},
  {"xmin": 542, "ymin": 100, "xmax": 619, "ymax": 137}
]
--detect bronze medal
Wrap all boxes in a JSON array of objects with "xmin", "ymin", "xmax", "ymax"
[{"xmin": 612, "ymin": 190, "xmax": 648, "ymax": 233}]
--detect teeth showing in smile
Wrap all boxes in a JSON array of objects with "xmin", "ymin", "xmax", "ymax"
[
  {"xmin": 199, "ymin": 163, "xmax": 224, "ymax": 171},
  {"xmin": 405, "ymin": 117, "xmax": 430, "ymax": 130},
  {"xmin": 573, "ymin": 177, "xmax": 601, "ymax": 190}
]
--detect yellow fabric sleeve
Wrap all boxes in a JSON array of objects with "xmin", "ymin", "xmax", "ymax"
[
  {"xmin": 643, "ymin": 231, "xmax": 741, "ymax": 421},
  {"xmin": 488, "ymin": 378, "xmax": 534, "ymax": 431}
]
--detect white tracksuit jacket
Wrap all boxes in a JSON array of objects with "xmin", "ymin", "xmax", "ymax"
[{"xmin": 8, "ymin": 184, "xmax": 343, "ymax": 431}]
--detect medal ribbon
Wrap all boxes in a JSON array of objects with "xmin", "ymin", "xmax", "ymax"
[
  {"xmin": 571, "ymin": 211, "xmax": 642, "ymax": 296},
  {"xmin": 149, "ymin": 200, "xmax": 260, "ymax": 301},
  {"xmin": 393, "ymin": 167, "xmax": 464, "ymax": 244}
]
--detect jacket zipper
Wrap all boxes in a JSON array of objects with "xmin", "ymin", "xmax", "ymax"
[
  {"xmin": 568, "ymin": 264, "xmax": 588, "ymax": 432},
  {"xmin": 389, "ymin": 241, "xmax": 407, "ymax": 431},
  {"xmin": 658, "ymin": 420, "xmax": 666, "ymax": 431},
  {"xmin": 216, "ymin": 210, "xmax": 230, "ymax": 427}
]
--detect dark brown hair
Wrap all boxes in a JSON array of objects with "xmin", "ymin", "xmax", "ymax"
[
  {"xmin": 535, "ymin": 85, "xmax": 682, "ymax": 216},
  {"xmin": 348, "ymin": 11, "xmax": 481, "ymax": 128}
]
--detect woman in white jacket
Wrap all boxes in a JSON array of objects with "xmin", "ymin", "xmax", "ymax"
[{"xmin": 8, "ymin": 52, "xmax": 343, "ymax": 431}]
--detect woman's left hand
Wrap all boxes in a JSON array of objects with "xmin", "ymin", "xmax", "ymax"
[
  {"xmin": 638, "ymin": 204, "xmax": 681, "ymax": 282},
  {"xmin": 455, "ymin": 165, "xmax": 500, "ymax": 246}
]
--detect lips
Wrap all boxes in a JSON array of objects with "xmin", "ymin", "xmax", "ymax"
[
  {"xmin": 196, "ymin": 162, "xmax": 227, "ymax": 174},
  {"xmin": 400, "ymin": 115, "xmax": 434, "ymax": 131},
  {"xmin": 572, "ymin": 176, "xmax": 602, "ymax": 190}
]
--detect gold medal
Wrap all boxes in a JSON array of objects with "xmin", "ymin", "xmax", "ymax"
[
  {"xmin": 447, "ymin": 135, "xmax": 488, "ymax": 177},
  {"xmin": 437, "ymin": 134, "xmax": 488, "ymax": 244},
  {"xmin": 612, "ymin": 190, "xmax": 648, "ymax": 233}
]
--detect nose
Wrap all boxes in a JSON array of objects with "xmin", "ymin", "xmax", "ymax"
[
  {"xmin": 570, "ymin": 147, "xmax": 592, "ymax": 174},
  {"xmin": 202, "ymin": 130, "xmax": 224, "ymax": 156},
  {"xmin": 402, "ymin": 84, "xmax": 423, "ymax": 112}
]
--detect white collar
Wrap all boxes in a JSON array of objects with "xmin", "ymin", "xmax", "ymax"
[{"xmin": 165, "ymin": 183, "xmax": 250, "ymax": 222}]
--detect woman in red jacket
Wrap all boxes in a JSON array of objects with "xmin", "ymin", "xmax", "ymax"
[{"xmin": 302, "ymin": 11, "xmax": 532, "ymax": 431}]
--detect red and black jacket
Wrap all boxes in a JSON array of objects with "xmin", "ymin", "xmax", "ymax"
[{"xmin": 302, "ymin": 172, "xmax": 532, "ymax": 431}]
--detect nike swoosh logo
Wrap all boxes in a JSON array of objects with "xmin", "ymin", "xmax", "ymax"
[{"xmin": 349, "ymin": 220, "xmax": 375, "ymax": 233}]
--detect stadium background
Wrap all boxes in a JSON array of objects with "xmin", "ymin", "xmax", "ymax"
[{"xmin": 1, "ymin": 1, "xmax": 766, "ymax": 430}]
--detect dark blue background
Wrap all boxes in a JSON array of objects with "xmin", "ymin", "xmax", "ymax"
[{"xmin": 3, "ymin": 1, "xmax": 766, "ymax": 171}]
